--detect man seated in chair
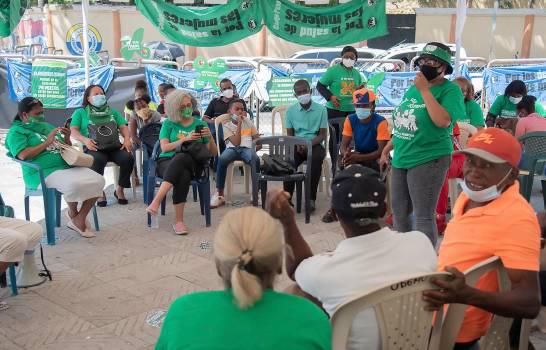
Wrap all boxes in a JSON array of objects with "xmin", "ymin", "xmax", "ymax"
[
  {"xmin": 423, "ymin": 128, "xmax": 541, "ymax": 350},
  {"xmin": 210, "ymin": 99, "xmax": 259, "ymax": 208},
  {"xmin": 283, "ymin": 79, "xmax": 327, "ymax": 212},
  {"xmin": 267, "ymin": 165, "xmax": 437, "ymax": 350},
  {"xmin": 322, "ymin": 88, "xmax": 390, "ymax": 223},
  {"xmin": 0, "ymin": 216, "xmax": 42, "ymax": 311}
]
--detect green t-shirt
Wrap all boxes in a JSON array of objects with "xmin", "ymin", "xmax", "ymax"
[
  {"xmin": 70, "ymin": 106, "xmax": 127, "ymax": 138},
  {"xmin": 5, "ymin": 120, "xmax": 70, "ymax": 189},
  {"xmin": 488, "ymin": 95, "xmax": 546, "ymax": 118},
  {"xmin": 392, "ymin": 79, "xmax": 465, "ymax": 169},
  {"xmin": 319, "ymin": 64, "xmax": 363, "ymax": 112},
  {"xmin": 155, "ymin": 290, "xmax": 331, "ymax": 350},
  {"xmin": 459, "ymin": 99, "xmax": 485, "ymax": 127},
  {"xmin": 159, "ymin": 118, "xmax": 209, "ymax": 158}
]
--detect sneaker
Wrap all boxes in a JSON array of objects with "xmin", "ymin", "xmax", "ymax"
[
  {"xmin": 173, "ymin": 222, "xmax": 189, "ymax": 236},
  {"xmin": 210, "ymin": 193, "xmax": 226, "ymax": 209}
]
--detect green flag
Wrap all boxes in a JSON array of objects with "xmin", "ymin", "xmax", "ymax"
[
  {"xmin": 0, "ymin": 0, "xmax": 28, "ymax": 38},
  {"xmin": 135, "ymin": 0, "xmax": 263, "ymax": 47},
  {"xmin": 262, "ymin": 0, "xmax": 387, "ymax": 47}
]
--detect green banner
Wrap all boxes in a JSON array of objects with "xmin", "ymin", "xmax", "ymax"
[
  {"xmin": 267, "ymin": 76, "xmax": 306, "ymax": 107},
  {"xmin": 135, "ymin": 0, "xmax": 263, "ymax": 47},
  {"xmin": 262, "ymin": 0, "xmax": 387, "ymax": 47},
  {"xmin": 0, "ymin": 0, "xmax": 28, "ymax": 38},
  {"xmin": 31, "ymin": 60, "xmax": 68, "ymax": 109}
]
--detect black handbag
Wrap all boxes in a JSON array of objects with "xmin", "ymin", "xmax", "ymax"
[
  {"xmin": 88, "ymin": 120, "xmax": 122, "ymax": 151},
  {"xmin": 261, "ymin": 154, "xmax": 296, "ymax": 176},
  {"xmin": 176, "ymin": 140, "xmax": 213, "ymax": 181}
]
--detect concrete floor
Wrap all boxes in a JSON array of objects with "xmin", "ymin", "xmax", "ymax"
[{"xmin": 1, "ymin": 133, "xmax": 546, "ymax": 350}]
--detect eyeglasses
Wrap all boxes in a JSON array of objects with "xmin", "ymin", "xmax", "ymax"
[{"xmin": 417, "ymin": 58, "xmax": 441, "ymax": 67}]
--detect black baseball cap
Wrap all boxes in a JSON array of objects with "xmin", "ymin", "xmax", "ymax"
[{"xmin": 331, "ymin": 165, "xmax": 386, "ymax": 224}]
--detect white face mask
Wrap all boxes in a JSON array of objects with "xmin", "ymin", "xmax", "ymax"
[
  {"xmin": 355, "ymin": 108, "xmax": 371, "ymax": 120},
  {"xmin": 297, "ymin": 93, "xmax": 312, "ymax": 105},
  {"xmin": 509, "ymin": 96, "xmax": 523, "ymax": 105},
  {"xmin": 222, "ymin": 89, "xmax": 234, "ymax": 99},
  {"xmin": 342, "ymin": 58, "xmax": 355, "ymax": 68},
  {"xmin": 459, "ymin": 169, "xmax": 512, "ymax": 203}
]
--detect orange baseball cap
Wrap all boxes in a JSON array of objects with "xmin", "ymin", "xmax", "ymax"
[
  {"xmin": 456, "ymin": 128, "xmax": 521, "ymax": 167},
  {"xmin": 353, "ymin": 88, "xmax": 376, "ymax": 105}
]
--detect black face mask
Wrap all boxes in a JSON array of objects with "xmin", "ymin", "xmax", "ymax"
[{"xmin": 420, "ymin": 65, "xmax": 441, "ymax": 81}]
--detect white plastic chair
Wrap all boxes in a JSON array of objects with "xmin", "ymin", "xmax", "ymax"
[
  {"xmin": 448, "ymin": 122, "xmax": 478, "ymax": 212},
  {"xmin": 331, "ymin": 272, "xmax": 451, "ymax": 350},
  {"xmin": 274, "ymin": 105, "xmax": 332, "ymax": 197},
  {"xmin": 437, "ymin": 256, "xmax": 531, "ymax": 350},
  {"xmin": 214, "ymin": 114, "xmax": 251, "ymax": 203}
]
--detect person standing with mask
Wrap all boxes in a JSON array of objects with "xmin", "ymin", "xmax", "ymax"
[
  {"xmin": 70, "ymin": 85, "xmax": 134, "ymax": 207},
  {"xmin": 379, "ymin": 42, "xmax": 465, "ymax": 246},
  {"xmin": 284, "ymin": 80, "xmax": 327, "ymax": 212},
  {"xmin": 317, "ymin": 46, "xmax": 364, "ymax": 171},
  {"xmin": 321, "ymin": 88, "xmax": 390, "ymax": 223}
]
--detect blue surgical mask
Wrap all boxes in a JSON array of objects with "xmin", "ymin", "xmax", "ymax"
[
  {"xmin": 355, "ymin": 108, "xmax": 371, "ymax": 120},
  {"xmin": 91, "ymin": 94, "xmax": 107, "ymax": 108},
  {"xmin": 297, "ymin": 94, "xmax": 312, "ymax": 105},
  {"xmin": 459, "ymin": 169, "xmax": 512, "ymax": 203}
]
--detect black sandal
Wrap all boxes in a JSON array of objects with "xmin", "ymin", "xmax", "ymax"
[
  {"xmin": 114, "ymin": 191, "xmax": 128, "ymax": 205},
  {"xmin": 97, "ymin": 193, "xmax": 107, "ymax": 207}
]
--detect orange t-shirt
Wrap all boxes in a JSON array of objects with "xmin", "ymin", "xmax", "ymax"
[{"xmin": 438, "ymin": 182, "xmax": 540, "ymax": 343}]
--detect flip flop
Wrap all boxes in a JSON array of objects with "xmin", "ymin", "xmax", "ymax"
[
  {"xmin": 67, "ymin": 220, "xmax": 95, "ymax": 238},
  {"xmin": 65, "ymin": 212, "xmax": 92, "ymax": 231}
]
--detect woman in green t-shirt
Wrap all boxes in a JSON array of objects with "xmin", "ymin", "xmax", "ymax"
[
  {"xmin": 317, "ymin": 46, "xmax": 364, "ymax": 169},
  {"xmin": 146, "ymin": 90, "xmax": 217, "ymax": 235},
  {"xmin": 486, "ymin": 80, "xmax": 545, "ymax": 132},
  {"xmin": 70, "ymin": 85, "xmax": 134, "ymax": 207},
  {"xmin": 156, "ymin": 207, "xmax": 331, "ymax": 350},
  {"xmin": 6, "ymin": 97, "xmax": 105, "ymax": 237},
  {"xmin": 380, "ymin": 43, "xmax": 465, "ymax": 246},
  {"xmin": 454, "ymin": 77, "xmax": 485, "ymax": 129}
]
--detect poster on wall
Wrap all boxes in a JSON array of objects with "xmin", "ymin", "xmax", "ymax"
[
  {"xmin": 261, "ymin": 0, "xmax": 387, "ymax": 47},
  {"xmin": 31, "ymin": 60, "xmax": 68, "ymax": 109},
  {"xmin": 65, "ymin": 23, "xmax": 103, "ymax": 55},
  {"xmin": 135, "ymin": 0, "xmax": 263, "ymax": 47}
]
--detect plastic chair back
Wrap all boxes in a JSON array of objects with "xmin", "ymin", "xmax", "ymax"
[
  {"xmin": 214, "ymin": 114, "xmax": 232, "ymax": 148},
  {"xmin": 517, "ymin": 131, "xmax": 546, "ymax": 200},
  {"xmin": 271, "ymin": 105, "xmax": 289, "ymax": 136},
  {"xmin": 331, "ymin": 272, "xmax": 451, "ymax": 350}
]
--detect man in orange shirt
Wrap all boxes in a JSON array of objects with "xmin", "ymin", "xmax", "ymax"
[{"xmin": 423, "ymin": 128, "xmax": 541, "ymax": 350}]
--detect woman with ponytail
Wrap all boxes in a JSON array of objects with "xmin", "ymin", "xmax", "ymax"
[{"xmin": 156, "ymin": 207, "xmax": 331, "ymax": 350}]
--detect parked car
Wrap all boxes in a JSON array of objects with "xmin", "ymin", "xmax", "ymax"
[{"xmin": 290, "ymin": 47, "xmax": 387, "ymax": 63}]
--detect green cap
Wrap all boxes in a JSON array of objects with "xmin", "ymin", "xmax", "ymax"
[{"xmin": 418, "ymin": 43, "xmax": 453, "ymax": 74}]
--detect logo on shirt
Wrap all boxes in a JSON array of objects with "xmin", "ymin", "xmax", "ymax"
[
  {"xmin": 473, "ymin": 133, "xmax": 495, "ymax": 144},
  {"xmin": 341, "ymin": 81, "xmax": 356, "ymax": 96},
  {"xmin": 393, "ymin": 108, "xmax": 418, "ymax": 132}
]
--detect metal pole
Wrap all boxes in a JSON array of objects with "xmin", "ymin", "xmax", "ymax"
[
  {"xmin": 81, "ymin": 0, "xmax": 90, "ymax": 87},
  {"xmin": 488, "ymin": 0, "xmax": 498, "ymax": 62},
  {"xmin": 454, "ymin": 0, "xmax": 467, "ymax": 77}
]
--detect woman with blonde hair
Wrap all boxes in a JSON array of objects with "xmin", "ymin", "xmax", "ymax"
[
  {"xmin": 146, "ymin": 90, "xmax": 217, "ymax": 235},
  {"xmin": 156, "ymin": 207, "xmax": 331, "ymax": 350}
]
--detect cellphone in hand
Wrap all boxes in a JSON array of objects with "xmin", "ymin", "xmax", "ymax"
[
  {"xmin": 64, "ymin": 118, "xmax": 72, "ymax": 128},
  {"xmin": 195, "ymin": 125, "xmax": 204, "ymax": 134}
]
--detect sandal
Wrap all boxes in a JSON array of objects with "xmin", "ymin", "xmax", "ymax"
[
  {"xmin": 65, "ymin": 212, "xmax": 92, "ymax": 231},
  {"xmin": 0, "ymin": 300, "xmax": 8, "ymax": 311},
  {"xmin": 172, "ymin": 222, "xmax": 189, "ymax": 236},
  {"xmin": 114, "ymin": 191, "xmax": 128, "ymax": 205},
  {"xmin": 97, "ymin": 192, "xmax": 107, "ymax": 207}
]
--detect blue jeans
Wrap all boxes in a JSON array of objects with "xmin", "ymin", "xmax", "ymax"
[{"xmin": 216, "ymin": 147, "xmax": 253, "ymax": 190}]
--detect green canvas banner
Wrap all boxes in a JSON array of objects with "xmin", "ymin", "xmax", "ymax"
[
  {"xmin": 31, "ymin": 60, "xmax": 68, "ymax": 109},
  {"xmin": 262, "ymin": 0, "xmax": 387, "ymax": 47},
  {"xmin": 0, "ymin": 0, "xmax": 28, "ymax": 38},
  {"xmin": 135, "ymin": 0, "xmax": 263, "ymax": 47}
]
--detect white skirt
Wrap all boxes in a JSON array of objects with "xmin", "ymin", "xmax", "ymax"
[{"xmin": 45, "ymin": 167, "xmax": 105, "ymax": 202}]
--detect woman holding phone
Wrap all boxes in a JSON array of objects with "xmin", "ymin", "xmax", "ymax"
[{"xmin": 146, "ymin": 90, "xmax": 217, "ymax": 235}]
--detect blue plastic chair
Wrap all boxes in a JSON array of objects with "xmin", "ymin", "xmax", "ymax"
[
  {"xmin": 10, "ymin": 157, "xmax": 100, "ymax": 245},
  {"xmin": 145, "ymin": 141, "xmax": 211, "ymax": 227},
  {"xmin": 0, "ymin": 193, "xmax": 20, "ymax": 296}
]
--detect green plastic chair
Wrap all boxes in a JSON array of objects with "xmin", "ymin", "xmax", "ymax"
[
  {"xmin": 9, "ymin": 157, "xmax": 100, "ymax": 245},
  {"xmin": 0, "ymin": 193, "xmax": 18, "ymax": 296},
  {"xmin": 518, "ymin": 131, "xmax": 546, "ymax": 207}
]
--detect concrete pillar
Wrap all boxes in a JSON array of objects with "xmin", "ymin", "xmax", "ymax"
[
  {"xmin": 45, "ymin": 6, "xmax": 54, "ymax": 49},
  {"xmin": 520, "ymin": 15, "xmax": 535, "ymax": 59},
  {"xmin": 258, "ymin": 26, "xmax": 267, "ymax": 56},
  {"xmin": 448, "ymin": 14, "xmax": 456, "ymax": 43},
  {"xmin": 112, "ymin": 10, "xmax": 121, "ymax": 58}
]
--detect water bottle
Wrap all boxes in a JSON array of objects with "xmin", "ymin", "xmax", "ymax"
[{"xmin": 150, "ymin": 214, "xmax": 159, "ymax": 229}]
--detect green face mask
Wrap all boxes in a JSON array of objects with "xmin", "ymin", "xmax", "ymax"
[
  {"xmin": 181, "ymin": 107, "xmax": 193, "ymax": 119},
  {"xmin": 28, "ymin": 114, "xmax": 46, "ymax": 123}
]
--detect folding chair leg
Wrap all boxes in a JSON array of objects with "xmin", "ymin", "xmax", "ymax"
[
  {"xmin": 24, "ymin": 195, "xmax": 30, "ymax": 221},
  {"xmin": 295, "ymin": 181, "xmax": 302, "ymax": 214},
  {"xmin": 225, "ymin": 163, "xmax": 235, "ymax": 203},
  {"xmin": 8, "ymin": 265, "xmax": 17, "ymax": 296},
  {"xmin": 92, "ymin": 206, "xmax": 99, "ymax": 231},
  {"xmin": 260, "ymin": 181, "xmax": 268, "ymax": 209},
  {"xmin": 192, "ymin": 183, "xmax": 198, "ymax": 202},
  {"xmin": 55, "ymin": 191, "xmax": 62, "ymax": 227},
  {"xmin": 244, "ymin": 165, "xmax": 250, "ymax": 194}
]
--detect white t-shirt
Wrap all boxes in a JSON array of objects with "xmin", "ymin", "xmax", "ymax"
[
  {"xmin": 295, "ymin": 228, "xmax": 437, "ymax": 350},
  {"xmin": 222, "ymin": 117, "xmax": 257, "ymax": 149}
]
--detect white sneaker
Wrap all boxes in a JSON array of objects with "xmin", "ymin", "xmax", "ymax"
[{"xmin": 210, "ymin": 193, "xmax": 226, "ymax": 209}]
